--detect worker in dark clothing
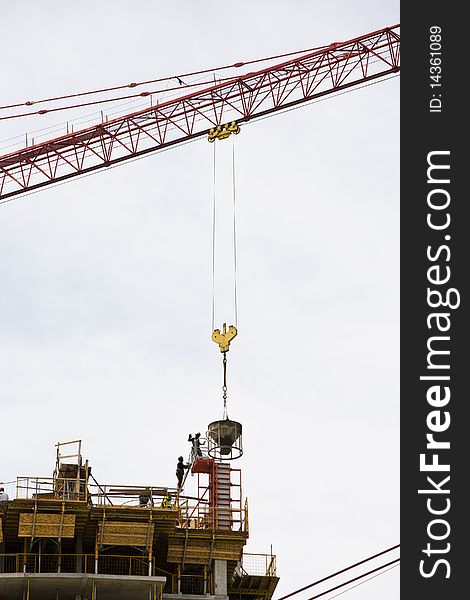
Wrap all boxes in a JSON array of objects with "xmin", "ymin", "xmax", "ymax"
[
  {"xmin": 188, "ymin": 433, "xmax": 203, "ymax": 459},
  {"xmin": 139, "ymin": 487, "xmax": 152, "ymax": 507},
  {"xmin": 176, "ymin": 456, "xmax": 190, "ymax": 490}
]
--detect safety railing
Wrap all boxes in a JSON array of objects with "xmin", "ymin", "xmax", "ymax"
[
  {"xmin": 13, "ymin": 476, "xmax": 248, "ymax": 534},
  {"xmin": 0, "ymin": 554, "xmax": 21, "ymax": 574},
  {"xmin": 89, "ymin": 484, "xmax": 177, "ymax": 508},
  {"xmin": 179, "ymin": 574, "xmax": 208, "ymax": 595},
  {"xmin": 15, "ymin": 477, "xmax": 87, "ymax": 502},
  {"xmin": 178, "ymin": 502, "xmax": 247, "ymax": 532},
  {"xmin": 240, "ymin": 552, "xmax": 277, "ymax": 577},
  {"xmin": 15, "ymin": 477, "xmax": 178, "ymax": 508},
  {"xmin": 150, "ymin": 571, "xmax": 211, "ymax": 595},
  {"xmin": 0, "ymin": 554, "xmax": 212, "ymax": 595},
  {"xmin": 0, "ymin": 553, "xmax": 151, "ymax": 576}
]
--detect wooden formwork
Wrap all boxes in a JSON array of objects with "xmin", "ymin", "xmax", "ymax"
[
  {"xmin": 167, "ymin": 529, "xmax": 247, "ymax": 564},
  {"xmin": 18, "ymin": 513, "xmax": 76, "ymax": 538},
  {"xmin": 97, "ymin": 521, "xmax": 155, "ymax": 547}
]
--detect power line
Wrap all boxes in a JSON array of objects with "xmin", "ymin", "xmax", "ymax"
[
  {"xmin": 278, "ymin": 544, "xmax": 399, "ymax": 600},
  {"xmin": 304, "ymin": 559, "xmax": 400, "ymax": 600},
  {"xmin": 323, "ymin": 563, "xmax": 399, "ymax": 600}
]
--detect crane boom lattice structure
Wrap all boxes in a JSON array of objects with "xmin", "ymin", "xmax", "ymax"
[{"xmin": 0, "ymin": 24, "xmax": 399, "ymax": 201}]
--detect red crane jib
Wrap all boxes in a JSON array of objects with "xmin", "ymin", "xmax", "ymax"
[{"xmin": 0, "ymin": 25, "xmax": 400, "ymax": 201}]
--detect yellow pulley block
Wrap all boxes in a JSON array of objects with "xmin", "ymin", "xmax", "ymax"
[
  {"xmin": 212, "ymin": 323, "xmax": 237, "ymax": 352},
  {"xmin": 208, "ymin": 121, "xmax": 241, "ymax": 142}
]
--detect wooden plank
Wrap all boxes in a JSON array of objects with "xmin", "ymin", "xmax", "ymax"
[{"xmin": 18, "ymin": 513, "xmax": 75, "ymax": 538}]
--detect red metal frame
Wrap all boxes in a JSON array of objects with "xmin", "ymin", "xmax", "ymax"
[
  {"xmin": 179, "ymin": 459, "xmax": 243, "ymax": 531},
  {"xmin": 0, "ymin": 25, "xmax": 399, "ymax": 201}
]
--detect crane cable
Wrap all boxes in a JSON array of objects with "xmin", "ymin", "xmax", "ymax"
[
  {"xmin": 232, "ymin": 135, "xmax": 239, "ymax": 329},
  {"xmin": 222, "ymin": 351, "xmax": 228, "ymax": 419},
  {"xmin": 211, "ymin": 141, "xmax": 217, "ymax": 333},
  {"xmin": 0, "ymin": 44, "xmax": 330, "ymax": 112},
  {"xmin": 0, "ymin": 78, "xmax": 235, "ymax": 122},
  {"xmin": 0, "ymin": 51, "xmax": 392, "ymax": 124},
  {"xmin": 211, "ymin": 135, "xmax": 239, "ymax": 418},
  {"xmin": 210, "ymin": 140, "xmax": 238, "ymax": 331}
]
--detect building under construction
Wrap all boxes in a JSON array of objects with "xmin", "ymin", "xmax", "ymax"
[{"xmin": 0, "ymin": 432, "xmax": 278, "ymax": 600}]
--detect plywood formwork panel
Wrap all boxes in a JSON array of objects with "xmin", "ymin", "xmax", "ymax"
[
  {"xmin": 167, "ymin": 532, "xmax": 246, "ymax": 564},
  {"xmin": 97, "ymin": 521, "xmax": 154, "ymax": 547},
  {"xmin": 18, "ymin": 513, "xmax": 76, "ymax": 538},
  {"xmin": 89, "ymin": 506, "xmax": 177, "ymax": 532}
]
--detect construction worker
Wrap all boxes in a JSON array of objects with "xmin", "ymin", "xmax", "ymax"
[
  {"xmin": 176, "ymin": 456, "xmax": 190, "ymax": 490},
  {"xmin": 188, "ymin": 433, "xmax": 203, "ymax": 459},
  {"xmin": 160, "ymin": 495, "xmax": 173, "ymax": 509},
  {"xmin": 0, "ymin": 487, "xmax": 9, "ymax": 502},
  {"xmin": 139, "ymin": 487, "xmax": 152, "ymax": 507}
]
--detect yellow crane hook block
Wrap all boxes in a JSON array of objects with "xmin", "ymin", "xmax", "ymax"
[
  {"xmin": 212, "ymin": 323, "xmax": 237, "ymax": 352},
  {"xmin": 208, "ymin": 121, "xmax": 241, "ymax": 142}
]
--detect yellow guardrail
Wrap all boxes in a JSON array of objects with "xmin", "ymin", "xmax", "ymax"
[
  {"xmin": 0, "ymin": 553, "xmax": 148, "ymax": 576},
  {"xmin": 0, "ymin": 553, "xmax": 213, "ymax": 594}
]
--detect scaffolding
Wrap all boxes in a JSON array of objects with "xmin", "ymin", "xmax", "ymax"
[{"xmin": 177, "ymin": 458, "xmax": 244, "ymax": 532}]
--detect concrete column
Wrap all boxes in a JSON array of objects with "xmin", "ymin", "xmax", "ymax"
[
  {"xmin": 75, "ymin": 533, "xmax": 83, "ymax": 574},
  {"xmin": 213, "ymin": 560, "xmax": 227, "ymax": 597},
  {"xmin": 0, "ymin": 539, "xmax": 5, "ymax": 573}
]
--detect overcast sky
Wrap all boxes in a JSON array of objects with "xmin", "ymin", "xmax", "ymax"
[{"xmin": 1, "ymin": 2, "xmax": 399, "ymax": 599}]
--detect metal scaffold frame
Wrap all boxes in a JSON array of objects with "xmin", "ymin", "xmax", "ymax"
[{"xmin": 178, "ymin": 459, "xmax": 245, "ymax": 532}]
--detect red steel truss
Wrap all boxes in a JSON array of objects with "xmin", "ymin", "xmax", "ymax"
[{"xmin": 0, "ymin": 25, "xmax": 399, "ymax": 200}]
